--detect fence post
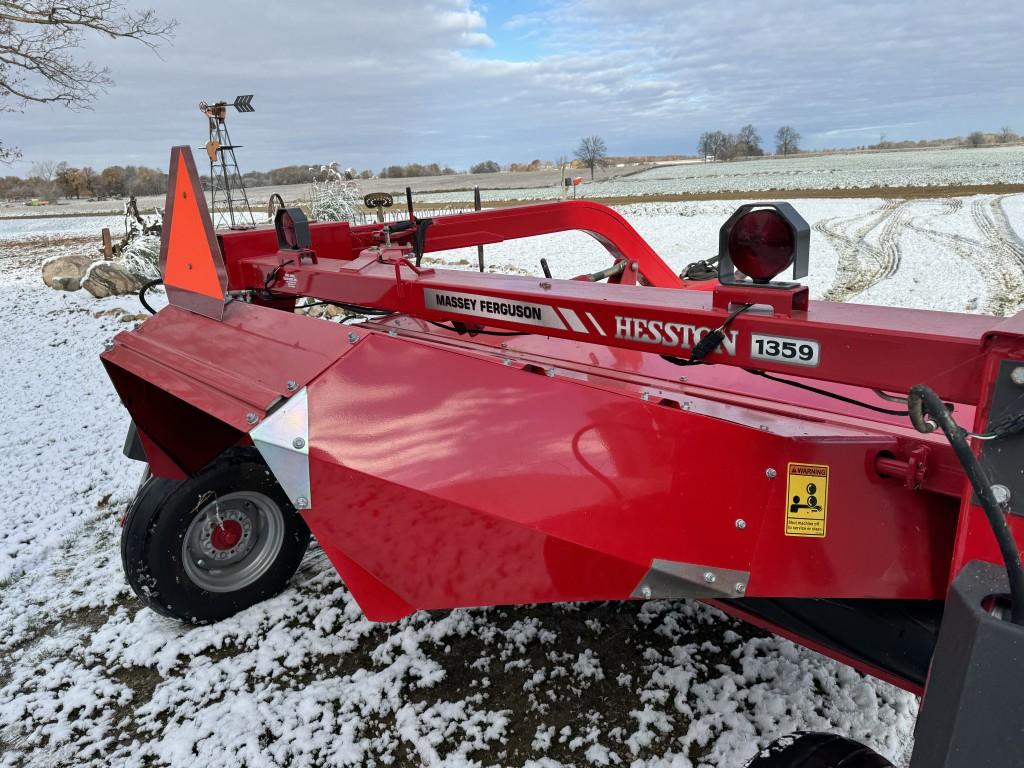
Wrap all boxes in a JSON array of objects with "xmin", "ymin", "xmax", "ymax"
[{"xmin": 101, "ymin": 228, "xmax": 113, "ymax": 260}]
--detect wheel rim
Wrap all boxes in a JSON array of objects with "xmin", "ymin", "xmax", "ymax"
[{"xmin": 182, "ymin": 490, "xmax": 285, "ymax": 593}]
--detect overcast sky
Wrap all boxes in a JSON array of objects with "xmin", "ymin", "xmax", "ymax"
[{"xmin": 3, "ymin": 0, "xmax": 1023, "ymax": 174}]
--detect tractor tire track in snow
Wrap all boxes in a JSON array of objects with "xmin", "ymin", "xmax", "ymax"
[
  {"xmin": 904, "ymin": 195, "xmax": 1024, "ymax": 315},
  {"xmin": 817, "ymin": 200, "xmax": 909, "ymax": 301}
]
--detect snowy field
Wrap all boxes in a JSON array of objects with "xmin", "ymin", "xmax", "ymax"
[
  {"xmin": 415, "ymin": 146, "xmax": 1024, "ymax": 204},
  {"xmin": 2, "ymin": 194, "xmax": 1023, "ymax": 767},
  {"xmin": 4, "ymin": 147, "xmax": 1024, "ymax": 219}
]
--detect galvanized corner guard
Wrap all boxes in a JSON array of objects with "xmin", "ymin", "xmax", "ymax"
[{"xmin": 250, "ymin": 388, "xmax": 311, "ymax": 510}]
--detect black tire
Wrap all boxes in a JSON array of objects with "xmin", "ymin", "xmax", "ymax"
[
  {"xmin": 121, "ymin": 447, "xmax": 310, "ymax": 624},
  {"xmin": 747, "ymin": 732, "xmax": 894, "ymax": 767}
]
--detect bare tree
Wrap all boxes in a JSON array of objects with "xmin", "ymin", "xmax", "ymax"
[
  {"xmin": 736, "ymin": 124, "xmax": 762, "ymax": 156},
  {"xmin": 775, "ymin": 126, "xmax": 801, "ymax": 157},
  {"xmin": 0, "ymin": 1, "xmax": 175, "ymax": 163},
  {"xmin": 30, "ymin": 159, "xmax": 55, "ymax": 182},
  {"xmin": 698, "ymin": 130, "xmax": 730, "ymax": 161},
  {"xmin": 574, "ymin": 135, "xmax": 608, "ymax": 180},
  {"xmin": 999, "ymin": 126, "xmax": 1018, "ymax": 144},
  {"xmin": 697, "ymin": 132, "xmax": 713, "ymax": 160}
]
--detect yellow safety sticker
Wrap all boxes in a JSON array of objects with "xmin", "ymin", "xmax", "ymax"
[{"xmin": 785, "ymin": 462, "xmax": 829, "ymax": 537}]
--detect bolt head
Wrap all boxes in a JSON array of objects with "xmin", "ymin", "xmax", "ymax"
[
  {"xmin": 503, "ymin": 357, "xmax": 513, "ymax": 366},
  {"xmin": 992, "ymin": 484, "xmax": 1012, "ymax": 506},
  {"xmin": 286, "ymin": 380, "xmax": 298, "ymax": 392},
  {"xmin": 734, "ymin": 582, "xmax": 746, "ymax": 594},
  {"xmin": 245, "ymin": 412, "xmax": 259, "ymax": 425},
  {"xmin": 545, "ymin": 367, "xmax": 555, "ymax": 377},
  {"xmin": 295, "ymin": 497, "xmax": 309, "ymax": 509},
  {"xmin": 292, "ymin": 437, "xmax": 306, "ymax": 450},
  {"xmin": 765, "ymin": 468, "xmax": 777, "ymax": 479},
  {"xmin": 735, "ymin": 518, "xmax": 747, "ymax": 529},
  {"xmin": 1011, "ymin": 366, "xmax": 1024, "ymax": 386},
  {"xmin": 703, "ymin": 571, "xmax": 716, "ymax": 584},
  {"xmin": 640, "ymin": 585, "xmax": 652, "ymax": 599},
  {"xmin": 347, "ymin": 332, "xmax": 359, "ymax": 343},
  {"xmin": 641, "ymin": 391, "xmax": 650, "ymax": 401}
]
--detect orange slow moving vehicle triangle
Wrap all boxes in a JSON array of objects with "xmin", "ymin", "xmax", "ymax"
[{"xmin": 161, "ymin": 147, "xmax": 226, "ymax": 306}]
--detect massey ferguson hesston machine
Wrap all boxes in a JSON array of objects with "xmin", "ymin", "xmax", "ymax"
[{"xmin": 103, "ymin": 147, "xmax": 1024, "ymax": 767}]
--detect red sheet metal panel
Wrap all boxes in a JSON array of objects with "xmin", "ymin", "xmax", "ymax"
[
  {"xmin": 101, "ymin": 302, "xmax": 353, "ymax": 473},
  {"xmin": 301, "ymin": 331, "xmax": 957, "ymax": 620}
]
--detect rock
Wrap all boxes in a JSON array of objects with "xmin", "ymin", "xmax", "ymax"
[
  {"xmin": 41, "ymin": 254, "xmax": 93, "ymax": 291},
  {"xmin": 81, "ymin": 262, "xmax": 144, "ymax": 298}
]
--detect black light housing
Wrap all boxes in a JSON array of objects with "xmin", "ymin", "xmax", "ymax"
[
  {"xmin": 275, "ymin": 206, "xmax": 311, "ymax": 251},
  {"xmin": 718, "ymin": 202, "xmax": 809, "ymax": 287}
]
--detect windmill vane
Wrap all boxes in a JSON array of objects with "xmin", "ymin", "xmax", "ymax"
[{"xmin": 200, "ymin": 94, "xmax": 255, "ymax": 227}]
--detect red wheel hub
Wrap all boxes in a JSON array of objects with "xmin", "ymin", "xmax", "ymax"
[{"xmin": 210, "ymin": 519, "xmax": 244, "ymax": 551}]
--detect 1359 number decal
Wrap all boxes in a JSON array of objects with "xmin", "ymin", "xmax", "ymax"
[{"xmin": 750, "ymin": 334, "xmax": 820, "ymax": 367}]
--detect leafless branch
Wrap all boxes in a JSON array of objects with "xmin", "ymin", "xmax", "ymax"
[{"xmin": 0, "ymin": 2, "xmax": 175, "ymax": 111}]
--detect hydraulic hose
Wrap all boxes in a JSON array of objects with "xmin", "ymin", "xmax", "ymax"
[
  {"xmin": 908, "ymin": 384, "xmax": 1024, "ymax": 625},
  {"xmin": 139, "ymin": 278, "xmax": 163, "ymax": 315}
]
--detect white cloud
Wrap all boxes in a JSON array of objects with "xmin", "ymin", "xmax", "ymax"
[{"xmin": 2, "ymin": 0, "xmax": 1021, "ymax": 172}]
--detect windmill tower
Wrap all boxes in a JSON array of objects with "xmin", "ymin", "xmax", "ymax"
[{"xmin": 200, "ymin": 95, "xmax": 255, "ymax": 228}]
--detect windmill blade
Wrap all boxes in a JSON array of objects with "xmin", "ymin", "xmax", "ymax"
[{"xmin": 232, "ymin": 94, "xmax": 254, "ymax": 113}]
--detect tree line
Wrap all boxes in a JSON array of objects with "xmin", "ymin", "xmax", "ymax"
[
  {"xmin": 0, "ymin": 161, "xmax": 168, "ymax": 201},
  {"xmin": 697, "ymin": 125, "xmax": 802, "ymax": 160}
]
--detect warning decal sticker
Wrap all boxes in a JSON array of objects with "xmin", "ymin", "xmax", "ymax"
[{"xmin": 785, "ymin": 462, "xmax": 829, "ymax": 537}]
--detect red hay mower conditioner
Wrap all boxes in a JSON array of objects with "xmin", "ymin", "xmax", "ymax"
[{"xmin": 103, "ymin": 147, "xmax": 1024, "ymax": 767}]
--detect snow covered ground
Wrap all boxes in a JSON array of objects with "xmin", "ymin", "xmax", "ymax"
[
  {"xmin": 4, "ymin": 147, "xmax": 1023, "ymax": 220},
  {"xmin": 2, "ymin": 194, "xmax": 1022, "ymax": 767},
  {"xmin": 415, "ymin": 146, "xmax": 1024, "ymax": 203}
]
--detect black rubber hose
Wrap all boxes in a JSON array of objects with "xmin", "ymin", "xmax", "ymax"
[
  {"xmin": 139, "ymin": 278, "xmax": 163, "ymax": 315},
  {"xmin": 908, "ymin": 384, "xmax": 1024, "ymax": 625}
]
